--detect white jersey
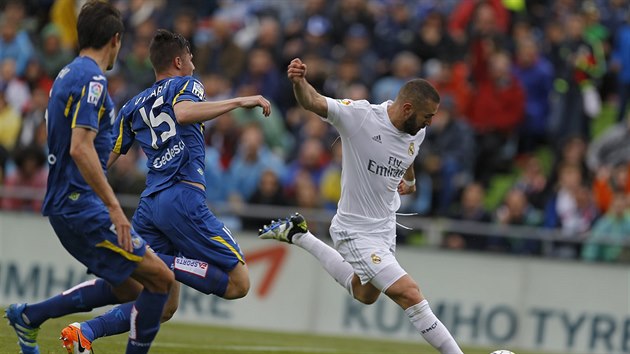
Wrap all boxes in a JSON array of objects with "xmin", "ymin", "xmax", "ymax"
[{"xmin": 323, "ymin": 97, "xmax": 426, "ymax": 232}]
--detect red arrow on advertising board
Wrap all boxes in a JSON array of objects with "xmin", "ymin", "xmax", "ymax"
[{"xmin": 244, "ymin": 245, "xmax": 288, "ymax": 298}]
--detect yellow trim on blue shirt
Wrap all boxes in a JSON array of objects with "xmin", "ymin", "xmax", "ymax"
[
  {"xmin": 64, "ymin": 95, "xmax": 74, "ymax": 117},
  {"xmin": 211, "ymin": 236, "xmax": 245, "ymax": 264},
  {"xmin": 172, "ymin": 80, "xmax": 190, "ymax": 106},
  {"xmin": 71, "ymin": 85, "xmax": 86, "ymax": 128},
  {"xmin": 97, "ymin": 100, "xmax": 106, "ymax": 123},
  {"xmin": 95, "ymin": 240, "xmax": 143, "ymax": 262},
  {"xmin": 113, "ymin": 116, "xmax": 125, "ymax": 154}
]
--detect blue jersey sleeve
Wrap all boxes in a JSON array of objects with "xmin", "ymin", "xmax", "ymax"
[
  {"xmin": 173, "ymin": 78, "xmax": 205, "ymax": 105},
  {"xmin": 112, "ymin": 106, "xmax": 135, "ymax": 155},
  {"xmin": 71, "ymin": 78, "xmax": 108, "ymax": 131}
]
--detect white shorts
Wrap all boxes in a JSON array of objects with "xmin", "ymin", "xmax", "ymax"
[{"xmin": 330, "ymin": 224, "xmax": 407, "ymax": 292}]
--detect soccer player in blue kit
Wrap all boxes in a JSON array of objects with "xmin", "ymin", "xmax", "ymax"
[
  {"xmin": 4, "ymin": 2, "xmax": 175, "ymax": 354},
  {"xmin": 53, "ymin": 28, "xmax": 272, "ymax": 352}
]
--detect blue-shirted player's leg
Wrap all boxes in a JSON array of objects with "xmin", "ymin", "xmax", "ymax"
[
  {"xmin": 5, "ymin": 210, "xmax": 145, "ymax": 354},
  {"xmin": 153, "ymin": 183, "xmax": 250, "ymax": 299}
]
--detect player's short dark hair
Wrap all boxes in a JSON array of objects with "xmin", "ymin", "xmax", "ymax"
[
  {"xmin": 77, "ymin": 0, "xmax": 123, "ymax": 51},
  {"xmin": 398, "ymin": 79, "xmax": 440, "ymax": 108},
  {"xmin": 149, "ymin": 29, "xmax": 191, "ymax": 73}
]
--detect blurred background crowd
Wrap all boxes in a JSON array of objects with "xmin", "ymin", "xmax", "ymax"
[{"xmin": 0, "ymin": 0, "xmax": 629, "ymax": 262}]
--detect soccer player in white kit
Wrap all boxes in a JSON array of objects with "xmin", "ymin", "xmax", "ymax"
[{"xmin": 259, "ymin": 58, "xmax": 463, "ymax": 354}]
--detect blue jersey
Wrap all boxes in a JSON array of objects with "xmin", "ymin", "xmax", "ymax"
[
  {"xmin": 113, "ymin": 76, "xmax": 206, "ymax": 197},
  {"xmin": 42, "ymin": 56, "xmax": 116, "ymax": 216}
]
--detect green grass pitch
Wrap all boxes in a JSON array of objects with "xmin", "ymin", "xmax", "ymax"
[{"xmin": 1, "ymin": 313, "xmax": 553, "ymax": 354}]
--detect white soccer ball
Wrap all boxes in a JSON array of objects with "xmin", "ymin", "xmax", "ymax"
[{"xmin": 490, "ymin": 350, "xmax": 515, "ymax": 354}]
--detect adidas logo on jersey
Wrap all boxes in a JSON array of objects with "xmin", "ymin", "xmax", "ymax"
[{"xmin": 372, "ymin": 135, "xmax": 382, "ymax": 143}]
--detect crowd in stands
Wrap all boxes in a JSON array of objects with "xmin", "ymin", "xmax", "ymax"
[{"xmin": 0, "ymin": 0, "xmax": 629, "ymax": 262}]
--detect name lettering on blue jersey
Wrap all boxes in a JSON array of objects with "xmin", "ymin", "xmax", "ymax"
[
  {"xmin": 135, "ymin": 79, "xmax": 173, "ymax": 106},
  {"xmin": 57, "ymin": 67, "xmax": 70, "ymax": 79}
]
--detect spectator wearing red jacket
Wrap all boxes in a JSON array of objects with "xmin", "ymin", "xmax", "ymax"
[{"xmin": 467, "ymin": 50, "xmax": 525, "ymax": 184}]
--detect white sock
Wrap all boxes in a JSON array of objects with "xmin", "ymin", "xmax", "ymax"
[
  {"xmin": 405, "ymin": 300, "xmax": 463, "ymax": 354},
  {"xmin": 293, "ymin": 231, "xmax": 354, "ymax": 295}
]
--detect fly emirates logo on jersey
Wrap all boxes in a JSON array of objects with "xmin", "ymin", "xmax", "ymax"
[{"xmin": 367, "ymin": 156, "xmax": 406, "ymax": 178}]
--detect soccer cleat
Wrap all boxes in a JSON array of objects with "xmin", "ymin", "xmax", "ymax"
[
  {"xmin": 258, "ymin": 213, "xmax": 308, "ymax": 244},
  {"xmin": 4, "ymin": 303, "xmax": 40, "ymax": 354},
  {"xmin": 60, "ymin": 322, "xmax": 92, "ymax": 354}
]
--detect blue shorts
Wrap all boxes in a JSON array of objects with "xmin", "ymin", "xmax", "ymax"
[
  {"xmin": 133, "ymin": 182, "xmax": 245, "ymax": 272},
  {"xmin": 48, "ymin": 203, "xmax": 147, "ymax": 286}
]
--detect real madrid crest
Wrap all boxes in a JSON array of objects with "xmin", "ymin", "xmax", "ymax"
[
  {"xmin": 408, "ymin": 142, "xmax": 415, "ymax": 156},
  {"xmin": 371, "ymin": 253, "xmax": 382, "ymax": 264}
]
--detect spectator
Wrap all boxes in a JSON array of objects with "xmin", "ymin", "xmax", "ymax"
[
  {"xmin": 329, "ymin": 0, "xmax": 374, "ymax": 45},
  {"xmin": 612, "ymin": 13, "xmax": 630, "ymax": 122},
  {"xmin": 0, "ymin": 13, "xmax": 33, "ymax": 77},
  {"xmin": 495, "ymin": 188, "xmax": 543, "ymax": 255},
  {"xmin": 513, "ymin": 36, "xmax": 554, "ymax": 153},
  {"xmin": 548, "ymin": 13, "xmax": 605, "ymax": 143},
  {"xmin": 514, "ymin": 155, "xmax": 550, "ymax": 210},
  {"xmin": 417, "ymin": 95, "xmax": 476, "ymax": 215},
  {"xmin": 0, "ymin": 87, "xmax": 20, "ymax": 152},
  {"xmin": 16, "ymin": 86, "xmax": 47, "ymax": 151},
  {"xmin": 373, "ymin": 0, "xmax": 416, "ymax": 59},
  {"xmin": 592, "ymin": 162, "xmax": 630, "ymax": 213},
  {"xmin": 467, "ymin": 50, "xmax": 525, "ymax": 184},
  {"xmin": 37, "ymin": 23, "xmax": 73, "ymax": 78},
  {"xmin": 242, "ymin": 169, "xmax": 288, "ymax": 230},
  {"xmin": 550, "ymin": 185, "xmax": 598, "ymax": 259},
  {"xmin": 339, "ymin": 23, "xmax": 380, "ymax": 85},
  {"xmin": 122, "ymin": 35, "xmax": 154, "ymax": 92},
  {"xmin": 227, "ymin": 124, "xmax": 286, "ymax": 203},
  {"xmin": 427, "ymin": 59, "xmax": 472, "ymax": 117},
  {"xmin": 410, "ymin": 11, "xmax": 457, "ymax": 63},
  {"xmin": 372, "ymin": 51, "xmax": 421, "ymax": 103},
  {"xmin": 1, "ymin": 146, "xmax": 47, "ymax": 212},
  {"xmin": 320, "ymin": 139, "xmax": 342, "ymax": 210},
  {"xmin": 1, "ymin": 58, "xmax": 30, "ymax": 113},
  {"xmin": 582, "ymin": 194, "xmax": 630, "ymax": 262},
  {"xmin": 198, "ymin": 16, "xmax": 246, "ymax": 80},
  {"xmin": 237, "ymin": 47, "xmax": 283, "ymax": 106},
  {"xmin": 548, "ymin": 136, "xmax": 591, "ymax": 189},
  {"xmin": 282, "ymin": 137, "xmax": 328, "ymax": 197},
  {"xmin": 445, "ymin": 182, "xmax": 493, "ymax": 251}
]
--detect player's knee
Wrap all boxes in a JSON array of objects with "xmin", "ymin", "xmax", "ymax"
[
  {"xmin": 146, "ymin": 267, "xmax": 175, "ymax": 294},
  {"xmin": 396, "ymin": 286, "xmax": 423, "ymax": 307},
  {"xmin": 353, "ymin": 291, "xmax": 379, "ymax": 305},
  {"xmin": 223, "ymin": 277, "xmax": 250, "ymax": 300},
  {"xmin": 161, "ymin": 302, "xmax": 178, "ymax": 323}
]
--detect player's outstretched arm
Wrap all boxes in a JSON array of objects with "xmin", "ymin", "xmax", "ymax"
[
  {"xmin": 288, "ymin": 58, "xmax": 328, "ymax": 118},
  {"xmin": 174, "ymin": 96, "xmax": 271, "ymax": 125},
  {"xmin": 70, "ymin": 127, "xmax": 132, "ymax": 252}
]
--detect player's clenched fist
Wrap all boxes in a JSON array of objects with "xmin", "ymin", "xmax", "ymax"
[{"xmin": 287, "ymin": 58, "xmax": 307, "ymax": 83}]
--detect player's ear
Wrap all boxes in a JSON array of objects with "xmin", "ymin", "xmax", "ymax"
[
  {"xmin": 112, "ymin": 33, "xmax": 122, "ymax": 47},
  {"xmin": 175, "ymin": 56, "xmax": 182, "ymax": 70}
]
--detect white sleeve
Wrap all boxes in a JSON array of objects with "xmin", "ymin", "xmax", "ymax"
[{"xmin": 324, "ymin": 97, "xmax": 371, "ymax": 137}]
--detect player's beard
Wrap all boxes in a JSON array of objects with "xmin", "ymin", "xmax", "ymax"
[{"xmin": 402, "ymin": 113, "xmax": 422, "ymax": 135}]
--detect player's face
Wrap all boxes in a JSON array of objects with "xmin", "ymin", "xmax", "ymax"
[
  {"xmin": 107, "ymin": 33, "xmax": 122, "ymax": 71},
  {"xmin": 402, "ymin": 101, "xmax": 439, "ymax": 135},
  {"xmin": 180, "ymin": 51, "xmax": 195, "ymax": 76}
]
